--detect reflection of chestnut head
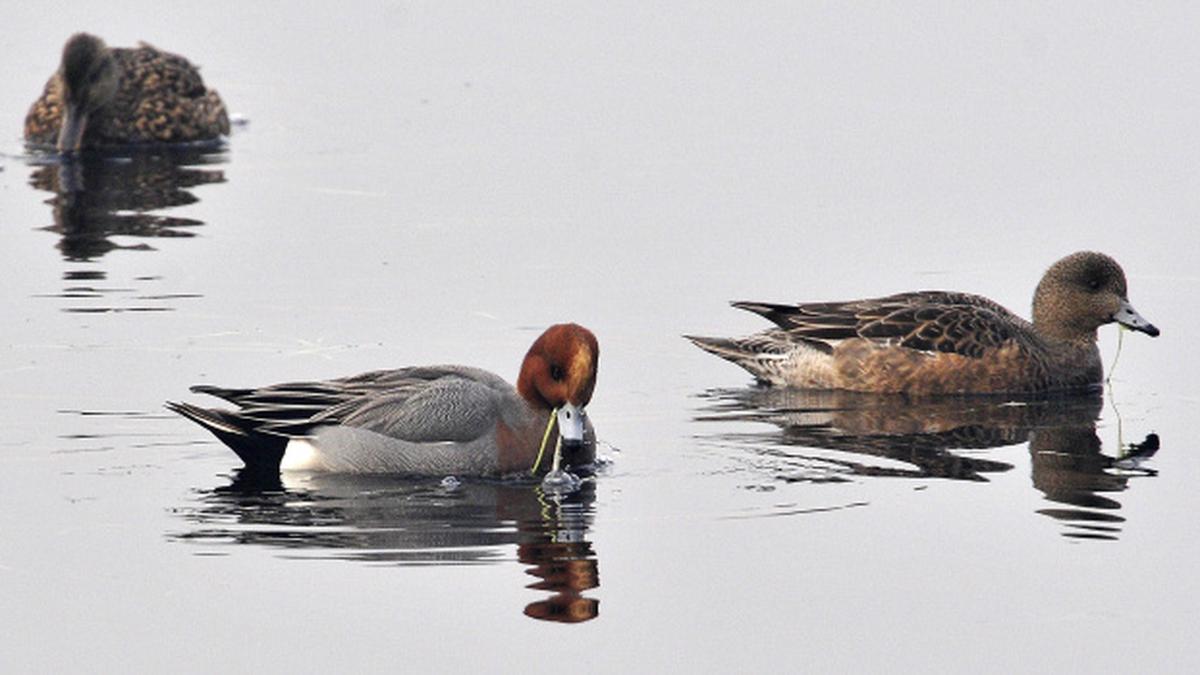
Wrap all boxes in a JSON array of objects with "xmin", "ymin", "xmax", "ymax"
[
  {"xmin": 518, "ymin": 541, "xmax": 599, "ymax": 586},
  {"xmin": 524, "ymin": 595, "xmax": 600, "ymax": 623},
  {"xmin": 517, "ymin": 539, "xmax": 600, "ymax": 623}
]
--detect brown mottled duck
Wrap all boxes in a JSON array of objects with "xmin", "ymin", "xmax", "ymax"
[
  {"xmin": 25, "ymin": 32, "xmax": 229, "ymax": 153},
  {"xmin": 688, "ymin": 252, "xmax": 1159, "ymax": 395}
]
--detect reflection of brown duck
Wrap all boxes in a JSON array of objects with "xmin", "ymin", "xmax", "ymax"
[
  {"xmin": 179, "ymin": 473, "xmax": 601, "ymax": 621},
  {"xmin": 29, "ymin": 152, "xmax": 225, "ymax": 260},
  {"xmin": 1030, "ymin": 426, "xmax": 1158, "ymax": 541},
  {"xmin": 698, "ymin": 388, "xmax": 1158, "ymax": 539},
  {"xmin": 25, "ymin": 33, "xmax": 228, "ymax": 153},
  {"xmin": 698, "ymin": 388, "xmax": 1106, "ymax": 480}
]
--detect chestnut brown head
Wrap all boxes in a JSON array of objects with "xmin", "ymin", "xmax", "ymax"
[
  {"xmin": 517, "ymin": 323, "xmax": 599, "ymax": 407},
  {"xmin": 516, "ymin": 324, "xmax": 599, "ymax": 447}
]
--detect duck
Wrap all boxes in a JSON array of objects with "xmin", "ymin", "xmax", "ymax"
[
  {"xmin": 25, "ymin": 32, "xmax": 229, "ymax": 153},
  {"xmin": 166, "ymin": 324, "xmax": 599, "ymax": 477},
  {"xmin": 687, "ymin": 251, "xmax": 1158, "ymax": 395}
]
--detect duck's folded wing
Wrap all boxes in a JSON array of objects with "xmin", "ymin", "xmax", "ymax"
[
  {"xmin": 737, "ymin": 292, "xmax": 1025, "ymax": 359},
  {"xmin": 859, "ymin": 304, "xmax": 1019, "ymax": 358},
  {"xmin": 190, "ymin": 365, "xmax": 510, "ymax": 442},
  {"xmin": 122, "ymin": 45, "xmax": 208, "ymax": 98},
  {"xmin": 315, "ymin": 374, "xmax": 502, "ymax": 443}
]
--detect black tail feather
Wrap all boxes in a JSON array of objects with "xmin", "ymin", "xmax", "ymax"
[{"xmin": 165, "ymin": 400, "xmax": 287, "ymax": 473}]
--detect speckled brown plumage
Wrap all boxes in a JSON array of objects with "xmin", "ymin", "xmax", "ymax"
[
  {"xmin": 688, "ymin": 251, "xmax": 1160, "ymax": 395},
  {"xmin": 25, "ymin": 33, "xmax": 229, "ymax": 151}
]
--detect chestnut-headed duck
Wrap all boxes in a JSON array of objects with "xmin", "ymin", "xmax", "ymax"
[
  {"xmin": 167, "ymin": 324, "xmax": 599, "ymax": 477},
  {"xmin": 25, "ymin": 33, "xmax": 229, "ymax": 153},
  {"xmin": 687, "ymin": 252, "xmax": 1158, "ymax": 395}
]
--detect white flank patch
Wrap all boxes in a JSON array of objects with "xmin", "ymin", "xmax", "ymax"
[{"xmin": 280, "ymin": 438, "xmax": 319, "ymax": 470}]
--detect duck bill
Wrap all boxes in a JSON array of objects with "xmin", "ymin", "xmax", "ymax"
[
  {"xmin": 1114, "ymin": 299, "xmax": 1160, "ymax": 337},
  {"xmin": 57, "ymin": 103, "xmax": 87, "ymax": 154},
  {"xmin": 556, "ymin": 403, "xmax": 587, "ymax": 448}
]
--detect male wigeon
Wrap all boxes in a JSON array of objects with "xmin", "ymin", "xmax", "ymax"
[
  {"xmin": 25, "ymin": 33, "xmax": 229, "ymax": 153},
  {"xmin": 167, "ymin": 324, "xmax": 599, "ymax": 476},
  {"xmin": 688, "ymin": 252, "xmax": 1158, "ymax": 395}
]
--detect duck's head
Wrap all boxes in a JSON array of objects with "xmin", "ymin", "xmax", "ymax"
[
  {"xmin": 517, "ymin": 323, "xmax": 599, "ymax": 449},
  {"xmin": 1032, "ymin": 251, "xmax": 1159, "ymax": 341},
  {"xmin": 56, "ymin": 33, "xmax": 118, "ymax": 154}
]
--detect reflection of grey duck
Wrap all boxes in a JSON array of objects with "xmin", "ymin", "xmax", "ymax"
[
  {"xmin": 190, "ymin": 476, "xmax": 597, "ymax": 565},
  {"xmin": 25, "ymin": 33, "xmax": 229, "ymax": 152},
  {"xmin": 181, "ymin": 476, "xmax": 602, "ymax": 620},
  {"xmin": 688, "ymin": 252, "xmax": 1159, "ymax": 394}
]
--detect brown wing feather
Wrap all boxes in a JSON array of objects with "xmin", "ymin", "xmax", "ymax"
[{"xmin": 736, "ymin": 292, "xmax": 1029, "ymax": 359}]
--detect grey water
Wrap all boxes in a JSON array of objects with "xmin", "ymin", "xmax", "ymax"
[{"xmin": 2, "ymin": 3, "xmax": 1199, "ymax": 671}]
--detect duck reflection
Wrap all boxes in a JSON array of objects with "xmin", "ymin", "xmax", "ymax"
[
  {"xmin": 176, "ymin": 472, "xmax": 600, "ymax": 622},
  {"xmin": 697, "ymin": 389, "xmax": 1158, "ymax": 539},
  {"xmin": 1031, "ymin": 425, "xmax": 1157, "ymax": 541},
  {"xmin": 31, "ymin": 150, "xmax": 225, "ymax": 260},
  {"xmin": 28, "ymin": 149, "xmax": 225, "ymax": 311}
]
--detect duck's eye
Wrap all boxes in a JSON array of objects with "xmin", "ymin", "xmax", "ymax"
[
  {"xmin": 1086, "ymin": 277, "xmax": 1103, "ymax": 291},
  {"xmin": 549, "ymin": 365, "xmax": 565, "ymax": 381}
]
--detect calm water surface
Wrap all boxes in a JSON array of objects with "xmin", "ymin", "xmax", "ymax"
[{"xmin": 2, "ymin": 4, "xmax": 1198, "ymax": 671}]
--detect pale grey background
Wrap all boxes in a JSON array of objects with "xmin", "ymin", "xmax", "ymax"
[{"xmin": 1, "ymin": 2, "xmax": 1197, "ymax": 671}]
